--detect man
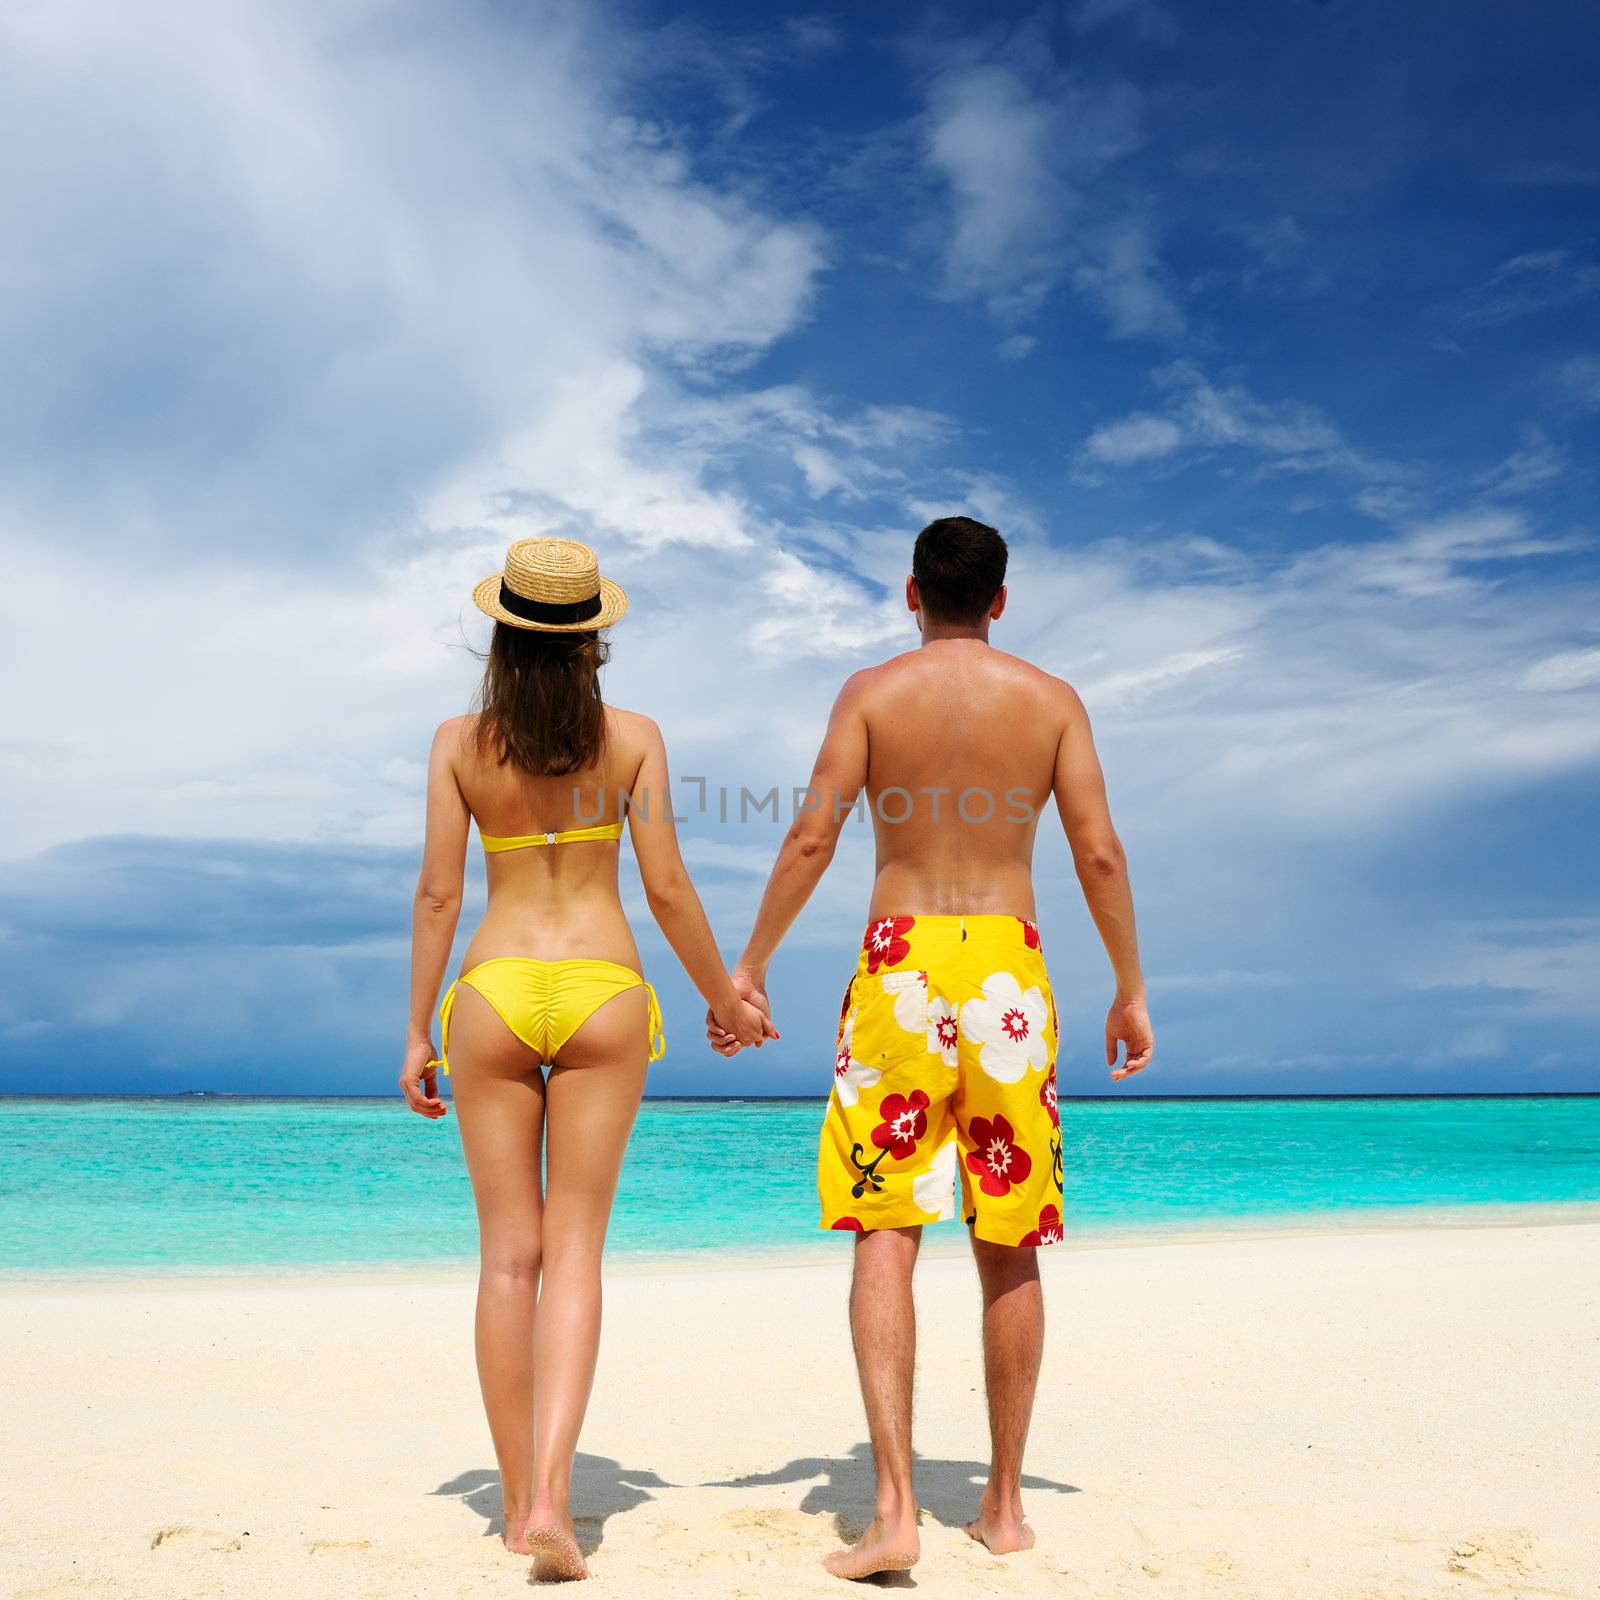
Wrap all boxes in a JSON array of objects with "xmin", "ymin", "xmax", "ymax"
[{"xmin": 709, "ymin": 515, "xmax": 1153, "ymax": 1579}]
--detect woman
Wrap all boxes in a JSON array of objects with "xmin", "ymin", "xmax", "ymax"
[{"xmin": 400, "ymin": 536, "xmax": 772, "ymax": 1579}]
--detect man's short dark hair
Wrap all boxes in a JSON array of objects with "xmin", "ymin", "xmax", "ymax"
[{"xmin": 912, "ymin": 516, "xmax": 1009, "ymax": 624}]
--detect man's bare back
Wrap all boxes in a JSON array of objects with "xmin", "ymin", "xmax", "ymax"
[{"xmin": 844, "ymin": 639, "xmax": 1083, "ymax": 919}]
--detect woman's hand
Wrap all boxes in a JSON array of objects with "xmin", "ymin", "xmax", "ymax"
[{"xmin": 399, "ymin": 1037, "xmax": 449, "ymax": 1119}]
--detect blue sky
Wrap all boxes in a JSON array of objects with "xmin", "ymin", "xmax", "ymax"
[{"xmin": 2, "ymin": 0, "xmax": 1597, "ymax": 1096}]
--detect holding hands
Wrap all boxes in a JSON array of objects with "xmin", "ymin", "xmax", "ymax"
[{"xmin": 708, "ymin": 968, "xmax": 775, "ymax": 1057}]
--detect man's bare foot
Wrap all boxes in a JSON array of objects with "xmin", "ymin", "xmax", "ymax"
[
  {"xmin": 822, "ymin": 1514, "xmax": 920, "ymax": 1580},
  {"xmin": 963, "ymin": 1503, "xmax": 1035, "ymax": 1555},
  {"xmin": 525, "ymin": 1519, "xmax": 588, "ymax": 1582}
]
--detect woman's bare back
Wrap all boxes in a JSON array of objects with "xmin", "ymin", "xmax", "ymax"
[{"xmin": 451, "ymin": 706, "xmax": 652, "ymax": 969}]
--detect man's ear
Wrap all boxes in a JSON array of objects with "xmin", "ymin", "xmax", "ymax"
[
  {"xmin": 905, "ymin": 574, "xmax": 920, "ymax": 615},
  {"xmin": 990, "ymin": 584, "xmax": 1008, "ymax": 621}
]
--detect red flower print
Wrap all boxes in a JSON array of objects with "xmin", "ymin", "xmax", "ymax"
[
  {"xmin": 831, "ymin": 1217, "xmax": 864, "ymax": 1232},
  {"xmin": 1018, "ymin": 917, "xmax": 1040, "ymax": 950},
  {"xmin": 934, "ymin": 1010, "xmax": 959, "ymax": 1053},
  {"xmin": 1000, "ymin": 1006, "xmax": 1031, "ymax": 1043},
  {"xmin": 871, "ymin": 1090, "xmax": 930, "ymax": 1161},
  {"xmin": 964, "ymin": 1114, "xmax": 1033, "ymax": 1197},
  {"xmin": 1018, "ymin": 1203, "xmax": 1064, "ymax": 1247},
  {"xmin": 863, "ymin": 915, "xmax": 915, "ymax": 974},
  {"xmin": 1040, "ymin": 1067, "xmax": 1059, "ymax": 1129}
]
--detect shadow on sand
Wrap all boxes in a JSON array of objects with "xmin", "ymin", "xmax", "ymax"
[
  {"xmin": 433, "ymin": 1454, "xmax": 671, "ymax": 1556},
  {"xmin": 706, "ymin": 1440, "xmax": 1078, "ymax": 1538}
]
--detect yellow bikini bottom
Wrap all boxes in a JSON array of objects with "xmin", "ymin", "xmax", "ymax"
[{"xmin": 430, "ymin": 957, "xmax": 665, "ymax": 1075}]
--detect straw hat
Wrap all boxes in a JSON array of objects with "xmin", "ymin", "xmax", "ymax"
[{"xmin": 472, "ymin": 537, "xmax": 628, "ymax": 632}]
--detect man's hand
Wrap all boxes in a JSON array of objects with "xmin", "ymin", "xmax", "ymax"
[
  {"xmin": 707, "ymin": 968, "xmax": 774, "ymax": 1057},
  {"xmin": 1106, "ymin": 993, "xmax": 1154, "ymax": 1082}
]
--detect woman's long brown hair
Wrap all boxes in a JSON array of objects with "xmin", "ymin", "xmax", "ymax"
[{"xmin": 473, "ymin": 623, "xmax": 609, "ymax": 775}]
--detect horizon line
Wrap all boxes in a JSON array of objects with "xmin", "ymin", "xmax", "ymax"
[{"xmin": 5, "ymin": 1090, "xmax": 1597, "ymax": 1103}]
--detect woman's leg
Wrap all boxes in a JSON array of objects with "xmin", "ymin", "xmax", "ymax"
[
  {"xmin": 442, "ymin": 985, "xmax": 547, "ymax": 1554},
  {"xmin": 525, "ymin": 985, "xmax": 649, "ymax": 1568}
]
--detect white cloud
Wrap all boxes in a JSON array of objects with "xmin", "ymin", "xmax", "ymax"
[
  {"xmin": 1079, "ymin": 361, "xmax": 1413, "ymax": 493},
  {"xmin": 903, "ymin": 473, "xmax": 1046, "ymax": 541},
  {"xmin": 925, "ymin": 63, "xmax": 1061, "ymax": 315},
  {"xmin": 1520, "ymin": 648, "xmax": 1600, "ymax": 692},
  {"xmin": 1454, "ymin": 248, "xmax": 1600, "ymax": 326},
  {"xmin": 747, "ymin": 550, "xmax": 909, "ymax": 660},
  {"xmin": 1159, "ymin": 362, "xmax": 1395, "ymax": 476},
  {"xmin": 1084, "ymin": 412, "xmax": 1183, "ymax": 463},
  {"xmin": 0, "ymin": 0, "xmax": 823, "ymax": 568},
  {"xmin": 1473, "ymin": 426, "xmax": 1567, "ymax": 499},
  {"xmin": 1084, "ymin": 647, "xmax": 1244, "ymax": 705},
  {"xmin": 421, "ymin": 362, "xmax": 760, "ymax": 554},
  {"xmin": 1307, "ymin": 506, "xmax": 1585, "ymax": 599},
  {"xmin": 1070, "ymin": 218, "xmax": 1184, "ymax": 336},
  {"xmin": 920, "ymin": 58, "xmax": 1172, "ymax": 333},
  {"xmin": 793, "ymin": 444, "xmax": 855, "ymax": 498},
  {"xmin": 1419, "ymin": 920, "xmax": 1600, "ymax": 1023}
]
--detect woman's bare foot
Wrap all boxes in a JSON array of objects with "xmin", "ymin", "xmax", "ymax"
[
  {"xmin": 501, "ymin": 1505, "xmax": 534, "ymax": 1555},
  {"xmin": 822, "ymin": 1514, "xmax": 920, "ymax": 1580},
  {"xmin": 963, "ymin": 1497, "xmax": 1035, "ymax": 1555},
  {"xmin": 525, "ymin": 1517, "xmax": 588, "ymax": 1582}
]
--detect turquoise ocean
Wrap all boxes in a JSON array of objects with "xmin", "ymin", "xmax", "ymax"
[{"xmin": 3, "ymin": 1095, "xmax": 1597, "ymax": 1279}]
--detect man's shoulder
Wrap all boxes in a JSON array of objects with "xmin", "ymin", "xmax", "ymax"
[
  {"xmin": 844, "ymin": 649, "xmax": 916, "ymax": 686},
  {"xmin": 986, "ymin": 649, "xmax": 1084, "ymax": 707},
  {"xmin": 868, "ymin": 644, "xmax": 1080, "ymax": 700},
  {"xmin": 831, "ymin": 651, "xmax": 936, "ymax": 715},
  {"xmin": 842, "ymin": 646, "xmax": 1083, "ymax": 719}
]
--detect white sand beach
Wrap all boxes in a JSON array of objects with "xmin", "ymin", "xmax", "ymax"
[{"xmin": 3, "ymin": 1219, "xmax": 1597, "ymax": 1600}]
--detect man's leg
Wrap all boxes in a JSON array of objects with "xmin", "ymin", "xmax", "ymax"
[
  {"xmin": 966, "ymin": 1236, "xmax": 1043, "ymax": 1554},
  {"xmin": 823, "ymin": 1224, "xmax": 923, "ymax": 1578}
]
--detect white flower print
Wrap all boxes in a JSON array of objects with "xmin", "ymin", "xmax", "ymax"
[
  {"xmin": 960, "ymin": 971, "xmax": 1050, "ymax": 1084},
  {"xmin": 885, "ymin": 971, "xmax": 958, "ymax": 1066},
  {"xmin": 886, "ymin": 970, "xmax": 927, "ymax": 1032},
  {"xmin": 833, "ymin": 1012, "xmax": 882, "ymax": 1108},
  {"xmin": 927, "ymin": 996, "xmax": 959, "ymax": 1066},
  {"xmin": 911, "ymin": 1138, "xmax": 957, "ymax": 1220}
]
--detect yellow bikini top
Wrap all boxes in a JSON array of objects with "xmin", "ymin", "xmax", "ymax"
[{"xmin": 479, "ymin": 820, "xmax": 626, "ymax": 853}]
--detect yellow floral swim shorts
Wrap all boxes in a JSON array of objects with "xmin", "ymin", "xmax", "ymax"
[{"xmin": 818, "ymin": 914, "xmax": 1065, "ymax": 1248}]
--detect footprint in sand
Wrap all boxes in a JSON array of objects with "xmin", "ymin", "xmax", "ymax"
[
  {"xmin": 149, "ymin": 1525, "xmax": 242, "ymax": 1553},
  {"xmin": 1446, "ymin": 1528, "xmax": 1542, "ymax": 1580},
  {"xmin": 1131, "ymin": 1547, "xmax": 1237, "ymax": 1583},
  {"xmin": 717, "ymin": 1508, "xmax": 818, "ymax": 1547},
  {"xmin": 308, "ymin": 1539, "xmax": 373, "ymax": 1555},
  {"xmin": 688, "ymin": 1508, "xmax": 822, "ymax": 1566}
]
